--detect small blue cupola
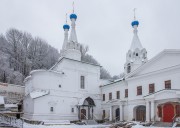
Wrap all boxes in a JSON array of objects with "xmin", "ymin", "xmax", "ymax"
[
  {"xmin": 70, "ymin": 13, "xmax": 77, "ymax": 20},
  {"xmin": 131, "ymin": 20, "xmax": 139, "ymax": 27},
  {"xmin": 63, "ymin": 24, "xmax": 70, "ymax": 30}
]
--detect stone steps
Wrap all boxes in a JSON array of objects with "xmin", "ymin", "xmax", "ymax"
[
  {"xmin": 82, "ymin": 120, "xmax": 98, "ymax": 125},
  {"xmin": 152, "ymin": 121, "xmax": 172, "ymax": 127}
]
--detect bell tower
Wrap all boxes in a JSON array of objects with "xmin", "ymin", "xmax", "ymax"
[
  {"xmin": 60, "ymin": 4, "xmax": 81, "ymax": 61},
  {"xmin": 124, "ymin": 9, "xmax": 147, "ymax": 74}
]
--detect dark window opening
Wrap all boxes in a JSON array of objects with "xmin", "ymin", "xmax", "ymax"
[
  {"xmin": 109, "ymin": 93, "xmax": 112, "ymax": 100},
  {"xmin": 103, "ymin": 110, "xmax": 105, "ymax": 119},
  {"xmin": 136, "ymin": 53, "xmax": 138, "ymax": 56},
  {"xmin": 149, "ymin": 83, "xmax": 155, "ymax": 93},
  {"xmin": 81, "ymin": 76, "xmax": 85, "ymax": 89},
  {"xmin": 50, "ymin": 107, "xmax": 53, "ymax": 112},
  {"xmin": 103, "ymin": 94, "xmax": 105, "ymax": 101},
  {"xmin": 125, "ymin": 89, "xmax": 128, "ymax": 98},
  {"xmin": 137, "ymin": 86, "xmax": 142, "ymax": 95},
  {"xmin": 116, "ymin": 91, "xmax": 120, "ymax": 99},
  {"xmin": 127, "ymin": 63, "xmax": 131, "ymax": 73},
  {"xmin": 72, "ymin": 108, "xmax": 74, "ymax": 113},
  {"xmin": 165, "ymin": 80, "xmax": 171, "ymax": 89}
]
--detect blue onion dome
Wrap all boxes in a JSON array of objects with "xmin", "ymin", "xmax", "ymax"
[
  {"xmin": 63, "ymin": 24, "xmax": 70, "ymax": 30},
  {"xmin": 70, "ymin": 13, "xmax": 77, "ymax": 20},
  {"xmin": 131, "ymin": 20, "xmax": 139, "ymax": 27}
]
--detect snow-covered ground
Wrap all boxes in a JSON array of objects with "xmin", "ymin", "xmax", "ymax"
[
  {"xmin": 24, "ymin": 123, "xmax": 110, "ymax": 128},
  {"xmin": 23, "ymin": 123, "xmax": 164, "ymax": 128}
]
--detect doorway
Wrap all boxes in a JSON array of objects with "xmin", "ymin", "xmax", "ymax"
[
  {"xmin": 81, "ymin": 109, "xmax": 86, "ymax": 120},
  {"xmin": 136, "ymin": 106, "xmax": 146, "ymax": 121},
  {"xmin": 163, "ymin": 103, "xmax": 174, "ymax": 122}
]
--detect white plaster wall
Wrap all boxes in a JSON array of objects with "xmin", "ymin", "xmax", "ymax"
[
  {"xmin": 136, "ymin": 53, "xmax": 180, "ymax": 76},
  {"xmin": 127, "ymin": 67, "xmax": 180, "ymax": 101},
  {"xmin": 23, "ymin": 96, "xmax": 34, "ymax": 119},
  {"xmin": 101, "ymin": 80, "xmax": 127, "ymax": 102},
  {"xmin": 101, "ymin": 80, "xmax": 127, "ymax": 120},
  {"xmin": 24, "ymin": 58, "xmax": 102, "ymax": 121}
]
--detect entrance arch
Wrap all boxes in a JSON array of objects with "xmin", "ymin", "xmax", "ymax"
[
  {"xmin": 115, "ymin": 108, "xmax": 120, "ymax": 121},
  {"xmin": 81, "ymin": 109, "xmax": 86, "ymax": 120},
  {"xmin": 78, "ymin": 97, "xmax": 95, "ymax": 120},
  {"xmin": 135, "ymin": 106, "xmax": 146, "ymax": 121},
  {"xmin": 163, "ymin": 103, "xmax": 174, "ymax": 122}
]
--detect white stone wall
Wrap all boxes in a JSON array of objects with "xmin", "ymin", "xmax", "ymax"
[{"xmin": 24, "ymin": 58, "xmax": 102, "ymax": 121}]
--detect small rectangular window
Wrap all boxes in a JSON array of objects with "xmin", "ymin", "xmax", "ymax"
[
  {"xmin": 71, "ymin": 108, "xmax": 74, "ymax": 113},
  {"xmin": 125, "ymin": 89, "xmax": 128, "ymax": 98},
  {"xmin": 165, "ymin": 80, "xmax": 171, "ymax": 89},
  {"xmin": 116, "ymin": 91, "xmax": 120, "ymax": 99},
  {"xmin": 103, "ymin": 94, "xmax": 105, "ymax": 101},
  {"xmin": 149, "ymin": 83, "xmax": 155, "ymax": 93},
  {"xmin": 80, "ymin": 76, "xmax": 85, "ymax": 89},
  {"xmin": 103, "ymin": 110, "xmax": 105, "ymax": 119},
  {"xmin": 137, "ymin": 86, "xmax": 142, "ymax": 95},
  {"xmin": 50, "ymin": 107, "xmax": 53, "ymax": 112},
  {"xmin": 109, "ymin": 93, "xmax": 112, "ymax": 100}
]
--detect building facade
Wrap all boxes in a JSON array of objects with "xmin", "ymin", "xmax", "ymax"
[{"xmin": 23, "ymin": 12, "xmax": 180, "ymax": 123}]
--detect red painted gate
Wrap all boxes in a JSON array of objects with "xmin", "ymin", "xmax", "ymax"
[{"xmin": 163, "ymin": 104, "xmax": 174, "ymax": 122}]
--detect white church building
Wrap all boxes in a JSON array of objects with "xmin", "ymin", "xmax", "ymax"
[{"xmin": 23, "ymin": 12, "xmax": 180, "ymax": 123}]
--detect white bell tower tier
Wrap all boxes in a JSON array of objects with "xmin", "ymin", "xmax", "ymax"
[
  {"xmin": 124, "ymin": 19, "xmax": 147, "ymax": 74},
  {"xmin": 60, "ymin": 13, "xmax": 81, "ymax": 61}
]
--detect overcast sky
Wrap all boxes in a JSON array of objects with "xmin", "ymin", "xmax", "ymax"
[{"xmin": 0, "ymin": 0, "xmax": 180, "ymax": 76}]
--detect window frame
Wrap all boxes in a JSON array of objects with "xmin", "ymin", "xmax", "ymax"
[
  {"xmin": 116, "ymin": 91, "xmax": 120, "ymax": 99},
  {"xmin": 71, "ymin": 108, "xmax": 74, "ymax": 113},
  {"xmin": 103, "ymin": 110, "xmax": 105, "ymax": 119},
  {"xmin": 127, "ymin": 63, "xmax": 131, "ymax": 73},
  {"xmin": 165, "ymin": 80, "xmax": 171, "ymax": 89},
  {"xmin": 125, "ymin": 89, "xmax": 128, "ymax": 98},
  {"xmin": 103, "ymin": 94, "xmax": 105, "ymax": 101},
  {"xmin": 80, "ymin": 76, "xmax": 85, "ymax": 89},
  {"xmin": 50, "ymin": 107, "xmax": 53, "ymax": 112},
  {"xmin": 137, "ymin": 86, "xmax": 142, "ymax": 95},
  {"xmin": 149, "ymin": 83, "xmax": 155, "ymax": 93},
  {"xmin": 109, "ymin": 92, "xmax": 112, "ymax": 100}
]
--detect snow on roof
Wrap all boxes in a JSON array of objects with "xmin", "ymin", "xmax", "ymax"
[
  {"xmin": 30, "ymin": 90, "xmax": 49, "ymax": 99},
  {"xmin": 0, "ymin": 96, "xmax": 4, "ymax": 105},
  {"xmin": 77, "ymin": 97, "xmax": 86, "ymax": 106},
  {"xmin": 5, "ymin": 104, "xmax": 17, "ymax": 108}
]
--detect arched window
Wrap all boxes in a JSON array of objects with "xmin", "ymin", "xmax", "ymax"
[
  {"xmin": 127, "ymin": 63, "xmax": 131, "ymax": 73},
  {"xmin": 143, "ymin": 53, "xmax": 146, "ymax": 59},
  {"xmin": 136, "ymin": 53, "xmax": 138, "ymax": 56}
]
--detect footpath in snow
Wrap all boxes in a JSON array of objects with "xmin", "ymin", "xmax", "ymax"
[{"xmin": 23, "ymin": 123, "xmax": 164, "ymax": 128}]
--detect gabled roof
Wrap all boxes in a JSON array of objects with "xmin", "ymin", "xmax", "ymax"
[
  {"xmin": 100, "ymin": 77, "xmax": 124, "ymax": 88},
  {"xmin": 50, "ymin": 57, "xmax": 101, "ymax": 70},
  {"xmin": 126, "ymin": 49, "xmax": 180, "ymax": 79}
]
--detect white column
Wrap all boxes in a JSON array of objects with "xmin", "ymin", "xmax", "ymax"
[
  {"xmin": 151, "ymin": 100, "xmax": 155, "ymax": 121},
  {"xmin": 109, "ymin": 106, "xmax": 112, "ymax": 121},
  {"xmin": 146, "ymin": 101, "xmax": 150, "ymax": 122},
  {"xmin": 120, "ymin": 105, "xmax": 123, "ymax": 121}
]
